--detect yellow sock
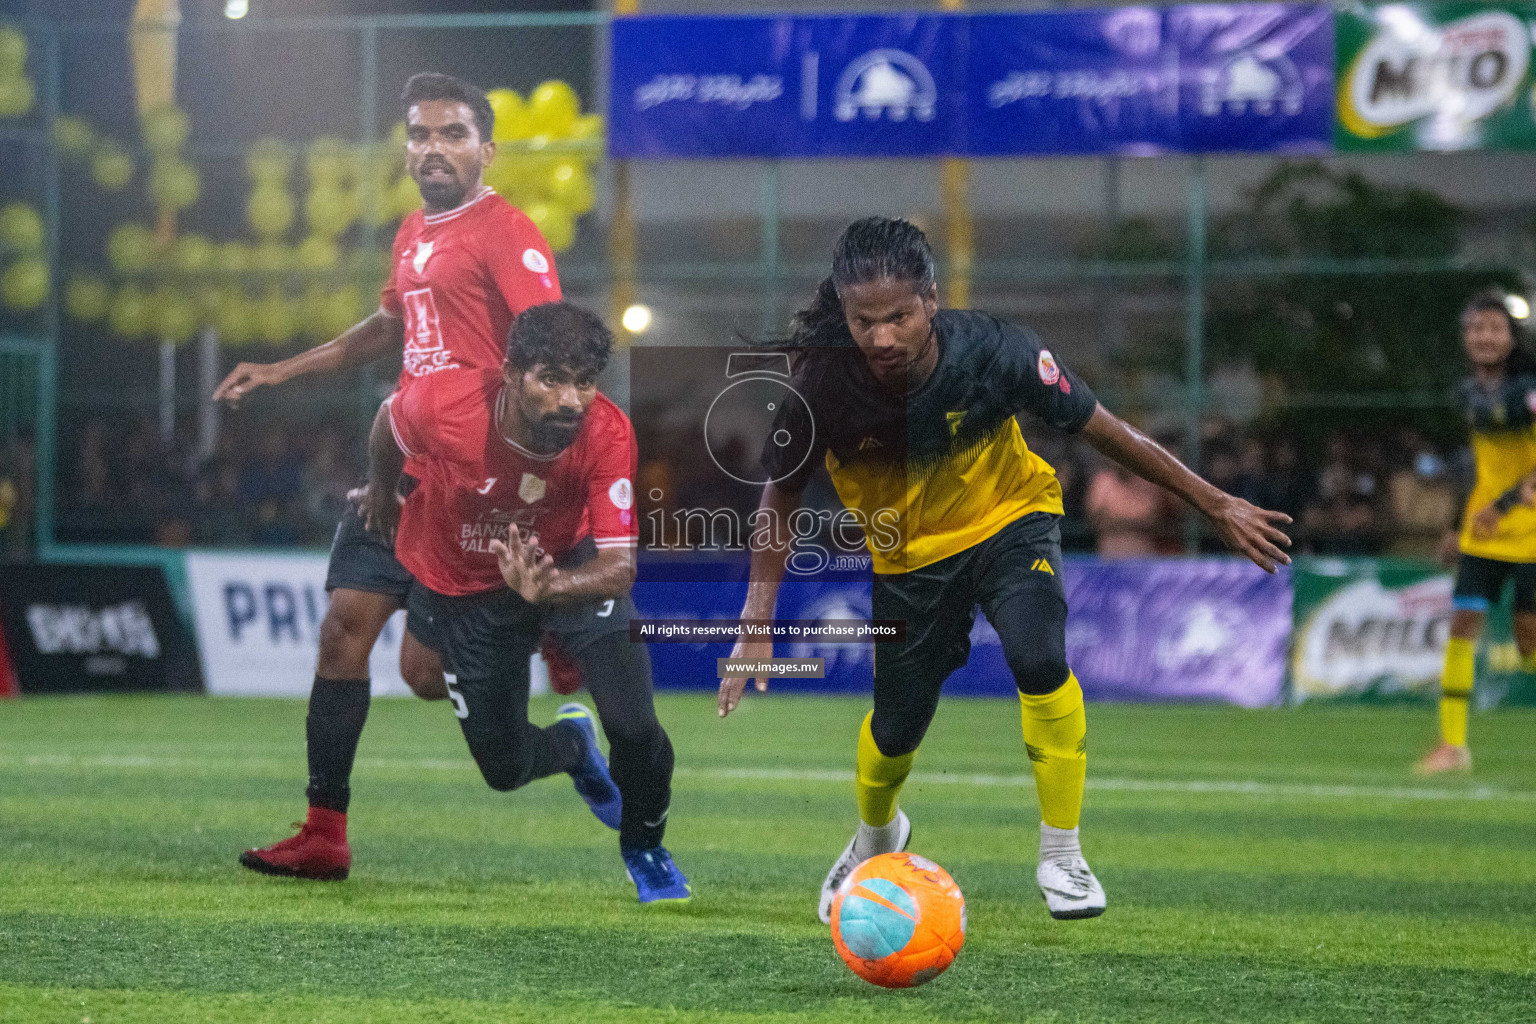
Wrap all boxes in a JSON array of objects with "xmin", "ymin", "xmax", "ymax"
[
  {"xmin": 855, "ymin": 711, "xmax": 914, "ymax": 827},
  {"xmin": 1019, "ymin": 674, "xmax": 1087, "ymax": 830},
  {"xmin": 1439, "ymin": 637, "xmax": 1474, "ymax": 748}
]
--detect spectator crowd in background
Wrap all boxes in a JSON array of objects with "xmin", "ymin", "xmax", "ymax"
[{"xmin": 0, "ymin": 411, "xmax": 1471, "ymax": 563}]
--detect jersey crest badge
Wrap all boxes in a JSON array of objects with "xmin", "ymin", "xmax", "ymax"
[
  {"xmin": 519, "ymin": 473, "xmax": 546, "ymax": 504},
  {"xmin": 1037, "ymin": 349, "xmax": 1061, "ymax": 386},
  {"xmin": 411, "ymin": 241, "xmax": 435, "ymax": 275},
  {"xmin": 609, "ymin": 477, "xmax": 634, "ymax": 510},
  {"xmin": 522, "ymin": 248, "xmax": 549, "ymax": 274}
]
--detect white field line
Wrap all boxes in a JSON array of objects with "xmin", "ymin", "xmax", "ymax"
[{"xmin": 5, "ymin": 752, "xmax": 1536, "ymax": 804}]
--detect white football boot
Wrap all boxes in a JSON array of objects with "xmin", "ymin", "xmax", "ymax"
[
  {"xmin": 1037, "ymin": 854, "xmax": 1106, "ymax": 920},
  {"xmin": 817, "ymin": 809, "xmax": 911, "ymax": 924}
]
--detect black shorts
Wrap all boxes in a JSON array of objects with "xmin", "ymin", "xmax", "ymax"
[
  {"xmin": 425, "ymin": 587, "xmax": 542, "ymax": 683},
  {"xmin": 873, "ymin": 511, "xmax": 1066, "ymax": 688},
  {"xmin": 1453, "ymin": 553, "xmax": 1536, "ymax": 614},
  {"xmin": 324, "ymin": 500, "xmax": 439, "ymax": 650},
  {"xmin": 541, "ymin": 536, "xmax": 634, "ymax": 651}
]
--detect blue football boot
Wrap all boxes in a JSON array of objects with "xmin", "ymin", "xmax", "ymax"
[
  {"xmin": 622, "ymin": 845, "xmax": 692, "ymax": 904},
  {"xmin": 556, "ymin": 702, "xmax": 622, "ymax": 830}
]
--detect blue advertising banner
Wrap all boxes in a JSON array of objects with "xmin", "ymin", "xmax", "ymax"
[
  {"xmin": 635, "ymin": 557, "xmax": 1289, "ymax": 707},
  {"xmin": 609, "ymin": 14, "xmax": 962, "ymax": 158},
  {"xmin": 970, "ymin": 4, "xmax": 1333, "ymax": 155},
  {"xmin": 610, "ymin": 6, "xmax": 1334, "ymax": 158}
]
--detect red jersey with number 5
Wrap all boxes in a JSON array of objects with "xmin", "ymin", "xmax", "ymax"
[
  {"xmin": 379, "ymin": 186, "xmax": 560, "ymax": 390},
  {"xmin": 388, "ymin": 368, "xmax": 638, "ymax": 597}
]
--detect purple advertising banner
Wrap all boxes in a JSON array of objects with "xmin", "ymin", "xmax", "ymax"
[{"xmin": 636, "ymin": 557, "xmax": 1291, "ymax": 706}]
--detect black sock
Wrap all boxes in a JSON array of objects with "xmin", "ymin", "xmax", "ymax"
[
  {"xmin": 575, "ymin": 634, "xmax": 675, "ymax": 851},
  {"xmin": 305, "ymin": 676, "xmax": 370, "ymax": 813}
]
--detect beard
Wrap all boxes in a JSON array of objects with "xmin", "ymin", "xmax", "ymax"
[
  {"xmin": 527, "ymin": 413, "xmax": 583, "ymax": 454},
  {"xmin": 413, "ymin": 160, "xmax": 473, "ymax": 210}
]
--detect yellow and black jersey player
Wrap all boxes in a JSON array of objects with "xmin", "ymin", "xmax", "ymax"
[
  {"xmin": 718, "ymin": 217, "xmax": 1293, "ymax": 922},
  {"xmin": 1417, "ymin": 290, "xmax": 1536, "ymax": 776}
]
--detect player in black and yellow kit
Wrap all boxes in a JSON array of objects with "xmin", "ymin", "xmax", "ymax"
[
  {"xmin": 719, "ymin": 218, "xmax": 1292, "ymax": 921},
  {"xmin": 1417, "ymin": 291, "xmax": 1536, "ymax": 775}
]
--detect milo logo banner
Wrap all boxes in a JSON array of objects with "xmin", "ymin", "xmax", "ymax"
[
  {"xmin": 1336, "ymin": 3, "xmax": 1536, "ymax": 150},
  {"xmin": 1290, "ymin": 557, "xmax": 1534, "ymax": 705}
]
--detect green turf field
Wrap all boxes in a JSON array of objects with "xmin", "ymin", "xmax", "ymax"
[{"xmin": 1, "ymin": 693, "xmax": 1533, "ymax": 1023}]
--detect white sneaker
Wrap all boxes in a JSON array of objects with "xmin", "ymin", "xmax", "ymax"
[
  {"xmin": 1037, "ymin": 855, "xmax": 1106, "ymax": 920},
  {"xmin": 817, "ymin": 810, "xmax": 911, "ymax": 924}
]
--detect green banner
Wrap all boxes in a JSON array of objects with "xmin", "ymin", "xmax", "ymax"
[
  {"xmin": 1290, "ymin": 556, "xmax": 1534, "ymax": 705},
  {"xmin": 1336, "ymin": 3, "xmax": 1536, "ymax": 151}
]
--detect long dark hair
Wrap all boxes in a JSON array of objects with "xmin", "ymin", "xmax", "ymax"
[
  {"xmin": 776, "ymin": 217, "xmax": 937, "ymax": 378},
  {"xmin": 1462, "ymin": 288, "xmax": 1536, "ymax": 378}
]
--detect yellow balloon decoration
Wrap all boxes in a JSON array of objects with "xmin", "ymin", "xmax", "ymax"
[
  {"xmin": 53, "ymin": 115, "xmax": 96, "ymax": 162},
  {"xmin": 215, "ymin": 240, "xmax": 251, "ymax": 275},
  {"xmin": 306, "ymin": 137, "xmax": 350, "ymax": 186},
  {"xmin": 527, "ymin": 81, "xmax": 579, "ymax": 137},
  {"xmin": 296, "ymin": 235, "xmax": 339, "ymax": 272},
  {"xmin": 65, "ymin": 275, "xmax": 111, "ymax": 322},
  {"xmin": 0, "ymin": 203, "xmax": 42, "ymax": 252},
  {"xmin": 149, "ymin": 159, "xmax": 200, "ymax": 211},
  {"xmin": 546, "ymin": 161, "xmax": 595, "ymax": 215},
  {"xmin": 174, "ymin": 234, "xmax": 215, "ymax": 274},
  {"xmin": 216, "ymin": 291, "xmax": 258, "ymax": 346},
  {"xmin": 251, "ymin": 241, "xmax": 290, "ymax": 275},
  {"xmin": 305, "ymin": 185, "xmax": 357, "ymax": 239},
  {"xmin": 525, "ymin": 201, "xmax": 574, "ymax": 252},
  {"xmin": 388, "ymin": 175, "xmax": 420, "ymax": 219},
  {"xmin": 321, "ymin": 286, "xmax": 365, "ymax": 339},
  {"xmin": 487, "ymin": 88, "xmax": 530, "ymax": 142},
  {"xmin": 0, "ymin": 75, "xmax": 33, "ymax": 119},
  {"xmin": 1, "ymin": 257, "xmax": 47, "ymax": 310},
  {"xmin": 152, "ymin": 286, "xmax": 198, "ymax": 344},
  {"xmin": 568, "ymin": 113, "xmax": 604, "ymax": 143},
  {"xmin": 91, "ymin": 142, "xmax": 135, "ymax": 192},
  {"xmin": 245, "ymin": 138, "xmax": 292, "ymax": 186},
  {"xmin": 0, "ymin": 27, "xmax": 26, "ymax": 78},
  {"xmin": 106, "ymin": 223, "xmax": 158, "ymax": 274},
  {"xmin": 247, "ymin": 185, "xmax": 295, "ymax": 240},
  {"xmin": 257, "ymin": 289, "xmax": 297, "ymax": 344},
  {"xmin": 109, "ymin": 284, "xmax": 153, "ymax": 339},
  {"xmin": 141, "ymin": 105, "xmax": 190, "ymax": 154}
]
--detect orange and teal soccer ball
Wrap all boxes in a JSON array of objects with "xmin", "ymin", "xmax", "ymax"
[{"xmin": 830, "ymin": 851, "xmax": 966, "ymax": 988}]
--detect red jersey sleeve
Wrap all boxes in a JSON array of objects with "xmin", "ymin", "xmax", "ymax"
[
  {"xmin": 387, "ymin": 377, "xmax": 436, "ymax": 460},
  {"xmin": 378, "ymin": 218, "xmax": 412, "ymax": 319},
  {"xmin": 587, "ymin": 404, "xmax": 638, "ymax": 551},
  {"xmin": 483, "ymin": 205, "xmax": 562, "ymax": 315}
]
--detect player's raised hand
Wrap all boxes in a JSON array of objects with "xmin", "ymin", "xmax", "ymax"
[
  {"xmin": 489, "ymin": 530, "xmax": 555, "ymax": 603},
  {"xmin": 212, "ymin": 361, "xmax": 284, "ymax": 408},
  {"xmin": 1206, "ymin": 493, "xmax": 1292, "ymax": 573},
  {"xmin": 718, "ymin": 637, "xmax": 772, "ymax": 718}
]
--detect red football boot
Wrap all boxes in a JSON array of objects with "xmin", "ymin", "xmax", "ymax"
[
  {"xmin": 541, "ymin": 634, "xmax": 584, "ymax": 695},
  {"xmin": 238, "ymin": 806, "xmax": 351, "ymax": 880}
]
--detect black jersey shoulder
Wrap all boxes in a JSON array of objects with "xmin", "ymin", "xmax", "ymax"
[
  {"xmin": 1460, "ymin": 373, "xmax": 1536, "ymax": 433},
  {"xmin": 761, "ymin": 310, "xmax": 1096, "ymax": 487}
]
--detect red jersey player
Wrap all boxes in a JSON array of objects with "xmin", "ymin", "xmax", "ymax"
[
  {"xmin": 368, "ymin": 302, "xmax": 690, "ymax": 903},
  {"xmin": 220, "ymin": 74, "xmax": 570, "ymax": 882}
]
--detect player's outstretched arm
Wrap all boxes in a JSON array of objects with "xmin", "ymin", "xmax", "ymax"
[
  {"xmin": 720, "ymin": 480, "xmax": 805, "ymax": 718},
  {"xmin": 212, "ymin": 310, "xmax": 405, "ymax": 407},
  {"xmin": 362, "ymin": 397, "xmax": 407, "ymax": 543},
  {"xmin": 1079, "ymin": 403, "xmax": 1293, "ymax": 573}
]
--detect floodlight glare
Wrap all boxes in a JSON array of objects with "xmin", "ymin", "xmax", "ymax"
[{"xmin": 622, "ymin": 304, "xmax": 652, "ymax": 334}]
